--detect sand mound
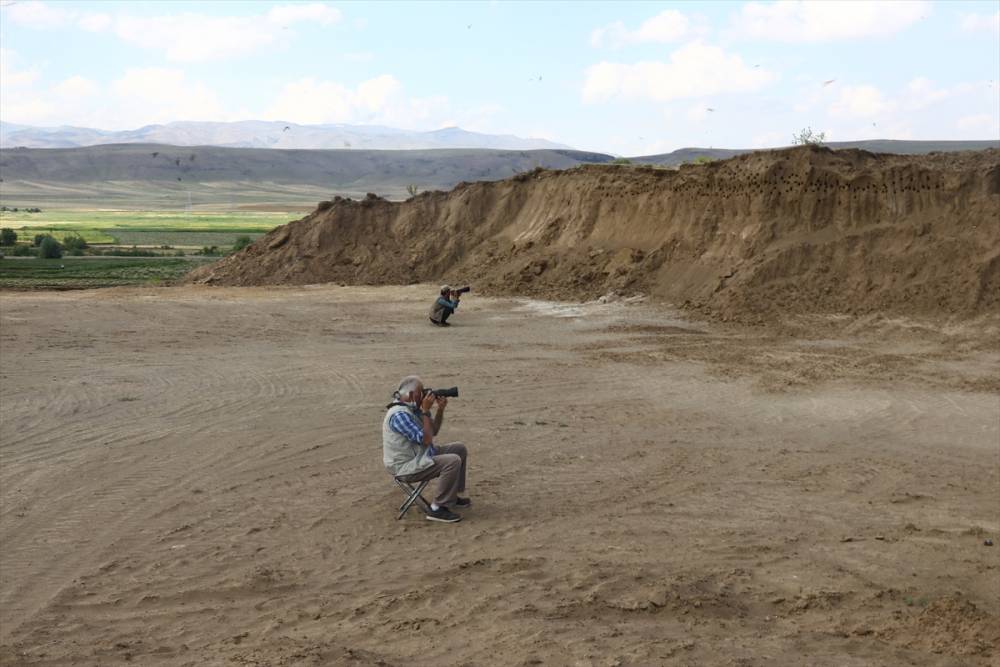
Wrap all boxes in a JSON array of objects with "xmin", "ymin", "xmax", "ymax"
[{"xmin": 188, "ymin": 146, "xmax": 1000, "ymax": 320}]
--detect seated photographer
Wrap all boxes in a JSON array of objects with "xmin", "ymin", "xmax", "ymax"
[
  {"xmin": 429, "ymin": 285, "xmax": 460, "ymax": 326},
  {"xmin": 383, "ymin": 375, "xmax": 470, "ymax": 523}
]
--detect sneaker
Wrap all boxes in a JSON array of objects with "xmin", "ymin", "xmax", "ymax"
[
  {"xmin": 426, "ymin": 506, "xmax": 462, "ymax": 523},
  {"xmin": 429, "ymin": 318, "xmax": 442, "ymax": 326},
  {"xmin": 439, "ymin": 321, "xmax": 451, "ymax": 327},
  {"xmin": 454, "ymin": 497, "xmax": 472, "ymax": 509}
]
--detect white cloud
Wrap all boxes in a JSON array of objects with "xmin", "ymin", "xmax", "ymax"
[
  {"xmin": 53, "ymin": 75, "xmax": 99, "ymax": 98},
  {"xmin": 830, "ymin": 85, "xmax": 895, "ymax": 117},
  {"xmin": 736, "ymin": 0, "xmax": 929, "ymax": 42},
  {"xmin": 106, "ymin": 68, "xmax": 228, "ymax": 125},
  {"xmin": 264, "ymin": 75, "xmax": 452, "ymax": 128},
  {"xmin": 905, "ymin": 77, "xmax": 951, "ymax": 108},
  {"xmin": 583, "ymin": 42, "xmax": 775, "ymax": 103},
  {"xmin": 687, "ymin": 104, "xmax": 711, "ymax": 123},
  {"xmin": 78, "ymin": 13, "xmax": 112, "ymax": 32},
  {"xmin": 343, "ymin": 51, "xmax": 375, "ymax": 62},
  {"xmin": 0, "ymin": 48, "xmax": 39, "ymax": 87},
  {"xmin": 108, "ymin": 3, "xmax": 341, "ymax": 62},
  {"xmin": 113, "ymin": 14, "xmax": 277, "ymax": 62},
  {"xmin": 591, "ymin": 10, "xmax": 691, "ymax": 48},
  {"xmin": 751, "ymin": 130, "xmax": 787, "ymax": 148},
  {"xmin": 957, "ymin": 114, "xmax": 999, "ymax": 135},
  {"xmin": 267, "ymin": 3, "xmax": 341, "ymax": 26},
  {"xmin": 960, "ymin": 11, "xmax": 1000, "ymax": 34},
  {"xmin": 2, "ymin": 0, "xmax": 73, "ymax": 28},
  {"xmin": 901, "ymin": 77, "xmax": 985, "ymax": 110}
]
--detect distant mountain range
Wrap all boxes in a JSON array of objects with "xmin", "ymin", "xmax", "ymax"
[
  {"xmin": 2, "ymin": 138, "xmax": 995, "ymax": 208},
  {"xmin": 0, "ymin": 121, "xmax": 572, "ymax": 151},
  {"xmin": 2, "ymin": 120, "xmax": 993, "ymax": 161}
]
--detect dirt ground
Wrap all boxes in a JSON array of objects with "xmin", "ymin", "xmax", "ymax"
[{"xmin": 0, "ymin": 285, "xmax": 997, "ymax": 666}]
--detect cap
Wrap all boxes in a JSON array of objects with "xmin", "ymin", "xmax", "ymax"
[{"xmin": 440, "ymin": 285, "xmax": 451, "ymax": 294}]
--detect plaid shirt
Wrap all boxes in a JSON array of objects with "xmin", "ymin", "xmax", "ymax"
[{"xmin": 388, "ymin": 409, "xmax": 437, "ymax": 456}]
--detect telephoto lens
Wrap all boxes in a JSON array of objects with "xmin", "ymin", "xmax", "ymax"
[{"xmin": 429, "ymin": 386, "xmax": 459, "ymax": 398}]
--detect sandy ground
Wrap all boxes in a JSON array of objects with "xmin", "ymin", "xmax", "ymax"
[{"xmin": 0, "ymin": 285, "xmax": 997, "ymax": 666}]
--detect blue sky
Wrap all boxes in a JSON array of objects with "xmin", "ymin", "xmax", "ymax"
[{"xmin": 1, "ymin": 0, "xmax": 997, "ymax": 154}]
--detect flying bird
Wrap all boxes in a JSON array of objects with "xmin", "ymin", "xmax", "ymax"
[
  {"xmin": 706, "ymin": 107, "xmax": 715, "ymax": 112},
  {"xmin": 822, "ymin": 79, "xmax": 836, "ymax": 86},
  {"xmin": 283, "ymin": 126, "xmax": 290, "ymax": 131}
]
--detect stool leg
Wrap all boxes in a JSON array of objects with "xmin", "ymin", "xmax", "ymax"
[{"xmin": 395, "ymin": 479, "xmax": 430, "ymax": 520}]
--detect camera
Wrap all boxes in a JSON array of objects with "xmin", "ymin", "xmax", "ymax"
[
  {"xmin": 426, "ymin": 386, "xmax": 459, "ymax": 398},
  {"xmin": 454, "ymin": 286, "xmax": 471, "ymax": 295}
]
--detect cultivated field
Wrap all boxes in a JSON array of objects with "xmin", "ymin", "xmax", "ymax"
[
  {"xmin": 1, "ymin": 286, "xmax": 996, "ymax": 666},
  {"xmin": 0, "ymin": 257, "xmax": 215, "ymax": 289},
  {"xmin": 0, "ymin": 209, "xmax": 293, "ymax": 248}
]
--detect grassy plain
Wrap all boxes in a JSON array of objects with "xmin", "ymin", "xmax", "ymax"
[{"xmin": 0, "ymin": 209, "xmax": 294, "ymax": 248}]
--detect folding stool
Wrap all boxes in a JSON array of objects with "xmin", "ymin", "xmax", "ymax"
[{"xmin": 392, "ymin": 476, "xmax": 432, "ymax": 520}]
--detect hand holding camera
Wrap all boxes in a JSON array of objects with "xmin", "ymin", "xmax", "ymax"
[{"xmin": 419, "ymin": 391, "xmax": 437, "ymax": 414}]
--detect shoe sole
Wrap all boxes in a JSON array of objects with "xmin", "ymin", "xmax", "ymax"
[{"xmin": 426, "ymin": 514, "xmax": 461, "ymax": 523}]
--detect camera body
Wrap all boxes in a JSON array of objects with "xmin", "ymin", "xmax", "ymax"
[{"xmin": 426, "ymin": 386, "xmax": 459, "ymax": 398}]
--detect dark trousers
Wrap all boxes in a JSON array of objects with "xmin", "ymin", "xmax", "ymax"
[{"xmin": 439, "ymin": 306, "xmax": 454, "ymax": 323}]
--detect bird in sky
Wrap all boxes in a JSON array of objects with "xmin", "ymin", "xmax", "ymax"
[
  {"xmin": 706, "ymin": 107, "xmax": 715, "ymax": 112},
  {"xmin": 283, "ymin": 126, "xmax": 290, "ymax": 131},
  {"xmin": 823, "ymin": 79, "xmax": 836, "ymax": 86}
]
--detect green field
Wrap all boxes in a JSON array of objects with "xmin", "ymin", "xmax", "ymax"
[
  {"xmin": 0, "ymin": 210, "xmax": 296, "ymax": 248},
  {"xmin": 0, "ymin": 257, "xmax": 215, "ymax": 289}
]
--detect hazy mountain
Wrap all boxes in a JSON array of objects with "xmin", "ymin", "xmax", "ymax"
[
  {"xmin": 630, "ymin": 140, "xmax": 1000, "ymax": 166},
  {"xmin": 0, "ymin": 120, "xmax": 573, "ymax": 151},
  {"xmin": 0, "ymin": 143, "xmax": 614, "ymax": 206}
]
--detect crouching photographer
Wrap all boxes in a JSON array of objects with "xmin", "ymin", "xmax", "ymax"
[
  {"xmin": 429, "ymin": 285, "xmax": 470, "ymax": 326},
  {"xmin": 383, "ymin": 375, "xmax": 471, "ymax": 523}
]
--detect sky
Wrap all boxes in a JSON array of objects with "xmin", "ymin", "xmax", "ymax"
[{"xmin": 1, "ymin": 0, "xmax": 998, "ymax": 155}]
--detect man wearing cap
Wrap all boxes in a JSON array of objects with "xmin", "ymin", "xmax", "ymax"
[{"xmin": 429, "ymin": 285, "xmax": 461, "ymax": 326}]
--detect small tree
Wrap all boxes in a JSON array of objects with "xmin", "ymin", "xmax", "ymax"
[
  {"xmin": 62, "ymin": 234, "xmax": 88, "ymax": 252},
  {"xmin": 0, "ymin": 228, "xmax": 16, "ymax": 246},
  {"xmin": 231, "ymin": 235, "xmax": 253, "ymax": 252},
  {"xmin": 792, "ymin": 127, "xmax": 826, "ymax": 146},
  {"xmin": 33, "ymin": 233, "xmax": 49, "ymax": 247},
  {"xmin": 406, "ymin": 184, "xmax": 419, "ymax": 197},
  {"xmin": 611, "ymin": 158, "xmax": 633, "ymax": 165},
  {"xmin": 39, "ymin": 236, "xmax": 62, "ymax": 259}
]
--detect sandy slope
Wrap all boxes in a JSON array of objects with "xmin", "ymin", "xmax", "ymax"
[
  {"xmin": 189, "ymin": 146, "xmax": 1000, "ymax": 322},
  {"xmin": 0, "ymin": 286, "xmax": 997, "ymax": 666}
]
